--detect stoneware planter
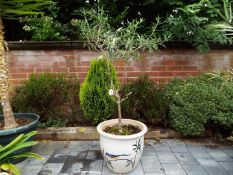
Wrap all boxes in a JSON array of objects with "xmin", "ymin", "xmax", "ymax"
[
  {"xmin": 0, "ymin": 172, "xmax": 10, "ymax": 175},
  {"xmin": 0, "ymin": 113, "xmax": 39, "ymax": 163},
  {"xmin": 97, "ymin": 119, "xmax": 147, "ymax": 174}
]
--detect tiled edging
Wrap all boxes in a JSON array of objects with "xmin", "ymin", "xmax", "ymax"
[{"xmin": 35, "ymin": 127, "xmax": 182, "ymax": 141}]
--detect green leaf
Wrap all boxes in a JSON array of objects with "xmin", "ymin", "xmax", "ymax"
[
  {"xmin": 0, "ymin": 141, "xmax": 38, "ymax": 160},
  {"xmin": 0, "ymin": 134, "xmax": 24, "ymax": 154},
  {"xmin": 2, "ymin": 152, "xmax": 44, "ymax": 163},
  {"xmin": 1, "ymin": 163, "xmax": 21, "ymax": 175}
]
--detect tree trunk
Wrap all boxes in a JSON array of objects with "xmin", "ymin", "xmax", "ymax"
[
  {"xmin": 117, "ymin": 96, "xmax": 123, "ymax": 133},
  {"xmin": 0, "ymin": 18, "xmax": 18, "ymax": 129}
]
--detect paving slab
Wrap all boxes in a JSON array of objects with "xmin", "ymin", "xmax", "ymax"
[
  {"xmin": 157, "ymin": 152, "xmax": 179, "ymax": 164},
  {"xmin": 20, "ymin": 164, "xmax": 45, "ymax": 175},
  {"xmin": 144, "ymin": 173, "xmax": 165, "ymax": 175},
  {"xmin": 182, "ymin": 164, "xmax": 208, "ymax": 175},
  {"xmin": 161, "ymin": 163, "xmax": 186, "ymax": 175},
  {"xmin": 81, "ymin": 171, "xmax": 102, "ymax": 175},
  {"xmin": 171, "ymin": 146, "xmax": 189, "ymax": 153},
  {"xmin": 197, "ymin": 158, "xmax": 229, "ymax": 175},
  {"xmin": 207, "ymin": 150, "xmax": 233, "ymax": 162},
  {"xmin": 38, "ymin": 163, "xmax": 64, "ymax": 175},
  {"xmin": 142, "ymin": 145, "xmax": 156, "ymax": 156},
  {"xmin": 174, "ymin": 153, "xmax": 199, "ymax": 165},
  {"xmin": 218, "ymin": 161, "xmax": 233, "ymax": 175},
  {"xmin": 141, "ymin": 156, "xmax": 164, "ymax": 173},
  {"xmin": 16, "ymin": 140, "xmax": 233, "ymax": 175}
]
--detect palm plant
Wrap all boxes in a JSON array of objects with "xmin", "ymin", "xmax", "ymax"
[
  {"xmin": 0, "ymin": 0, "xmax": 52, "ymax": 129},
  {"xmin": 0, "ymin": 131, "xmax": 44, "ymax": 175},
  {"xmin": 207, "ymin": 0, "xmax": 233, "ymax": 38}
]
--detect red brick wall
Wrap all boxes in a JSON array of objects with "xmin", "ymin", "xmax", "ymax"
[{"xmin": 8, "ymin": 49, "xmax": 233, "ymax": 85}]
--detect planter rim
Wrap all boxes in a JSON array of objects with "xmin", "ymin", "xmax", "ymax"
[
  {"xmin": 97, "ymin": 119, "xmax": 147, "ymax": 140},
  {"xmin": 0, "ymin": 113, "xmax": 39, "ymax": 136}
]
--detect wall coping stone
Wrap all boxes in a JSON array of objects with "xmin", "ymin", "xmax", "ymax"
[{"xmin": 7, "ymin": 41, "xmax": 233, "ymax": 50}]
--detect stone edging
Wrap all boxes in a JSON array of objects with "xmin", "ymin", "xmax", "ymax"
[
  {"xmin": 35, "ymin": 127, "xmax": 182, "ymax": 141},
  {"xmin": 7, "ymin": 41, "xmax": 233, "ymax": 50}
]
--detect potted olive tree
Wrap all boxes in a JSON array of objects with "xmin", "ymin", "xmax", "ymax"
[
  {"xmin": 75, "ymin": 7, "xmax": 169, "ymax": 173},
  {"xmin": 0, "ymin": 0, "xmax": 51, "ymax": 157}
]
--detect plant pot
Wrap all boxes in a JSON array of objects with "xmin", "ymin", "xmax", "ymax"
[
  {"xmin": 97, "ymin": 119, "xmax": 147, "ymax": 174},
  {"xmin": 0, "ymin": 172, "xmax": 10, "ymax": 175},
  {"xmin": 0, "ymin": 113, "xmax": 39, "ymax": 163}
]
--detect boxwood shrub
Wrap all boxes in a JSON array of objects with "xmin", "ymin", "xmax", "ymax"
[
  {"xmin": 12, "ymin": 73, "xmax": 80, "ymax": 126},
  {"xmin": 164, "ymin": 72, "xmax": 233, "ymax": 137},
  {"xmin": 122, "ymin": 75, "xmax": 167, "ymax": 126}
]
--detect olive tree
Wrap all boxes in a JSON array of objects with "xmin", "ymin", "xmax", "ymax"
[{"xmin": 73, "ymin": 7, "xmax": 169, "ymax": 132}]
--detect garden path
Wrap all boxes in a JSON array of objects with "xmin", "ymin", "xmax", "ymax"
[{"xmin": 17, "ymin": 139, "xmax": 233, "ymax": 175}]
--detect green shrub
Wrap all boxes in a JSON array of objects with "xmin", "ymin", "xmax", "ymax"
[
  {"xmin": 79, "ymin": 58, "xmax": 119, "ymax": 124},
  {"xmin": 122, "ymin": 75, "xmax": 167, "ymax": 125},
  {"xmin": 12, "ymin": 73, "xmax": 75, "ymax": 124},
  {"xmin": 164, "ymin": 72, "xmax": 233, "ymax": 137},
  {"xmin": 38, "ymin": 117, "xmax": 68, "ymax": 128}
]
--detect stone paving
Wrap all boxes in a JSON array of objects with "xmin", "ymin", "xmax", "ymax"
[{"xmin": 17, "ymin": 139, "xmax": 233, "ymax": 175}]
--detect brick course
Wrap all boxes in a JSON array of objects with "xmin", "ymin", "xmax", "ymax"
[{"xmin": 8, "ymin": 49, "xmax": 233, "ymax": 85}]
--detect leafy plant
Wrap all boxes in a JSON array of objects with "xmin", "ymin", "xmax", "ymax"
[
  {"xmin": 22, "ymin": 15, "xmax": 66, "ymax": 41},
  {"xmin": 76, "ymin": 6, "xmax": 168, "ymax": 133},
  {"xmin": 163, "ymin": 0, "xmax": 232, "ymax": 52},
  {"xmin": 206, "ymin": 0, "xmax": 233, "ymax": 38},
  {"xmin": 0, "ymin": 131, "xmax": 44, "ymax": 175},
  {"xmin": 12, "ymin": 74, "xmax": 71, "ymax": 123},
  {"xmin": 164, "ymin": 72, "xmax": 233, "ymax": 137},
  {"xmin": 73, "ymin": 7, "xmax": 168, "ymax": 60},
  {"xmin": 122, "ymin": 75, "xmax": 167, "ymax": 126},
  {"xmin": 38, "ymin": 117, "xmax": 68, "ymax": 128},
  {"xmin": 79, "ymin": 58, "xmax": 118, "ymax": 124}
]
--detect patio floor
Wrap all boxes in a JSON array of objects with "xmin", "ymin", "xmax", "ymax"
[{"xmin": 17, "ymin": 139, "xmax": 233, "ymax": 175}]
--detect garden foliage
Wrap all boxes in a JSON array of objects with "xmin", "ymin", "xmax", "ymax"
[
  {"xmin": 163, "ymin": 0, "xmax": 232, "ymax": 52},
  {"xmin": 79, "ymin": 58, "xmax": 119, "ymax": 124},
  {"xmin": 164, "ymin": 72, "xmax": 233, "ymax": 136},
  {"xmin": 0, "ymin": 131, "xmax": 43, "ymax": 175},
  {"xmin": 122, "ymin": 76, "xmax": 167, "ymax": 126},
  {"xmin": 12, "ymin": 73, "xmax": 79, "ymax": 126},
  {"xmin": 6, "ymin": 0, "xmax": 231, "ymax": 52}
]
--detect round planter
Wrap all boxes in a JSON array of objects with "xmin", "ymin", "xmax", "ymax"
[
  {"xmin": 0, "ymin": 172, "xmax": 10, "ymax": 175},
  {"xmin": 97, "ymin": 119, "xmax": 147, "ymax": 174},
  {"xmin": 0, "ymin": 113, "xmax": 40, "ymax": 163}
]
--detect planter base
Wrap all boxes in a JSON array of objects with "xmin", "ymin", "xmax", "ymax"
[{"xmin": 97, "ymin": 119, "xmax": 147, "ymax": 174}]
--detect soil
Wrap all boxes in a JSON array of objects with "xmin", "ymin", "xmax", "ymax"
[
  {"xmin": 179, "ymin": 137, "xmax": 233, "ymax": 147},
  {"xmin": 0, "ymin": 118, "xmax": 32, "ymax": 130},
  {"xmin": 104, "ymin": 124, "xmax": 141, "ymax": 135}
]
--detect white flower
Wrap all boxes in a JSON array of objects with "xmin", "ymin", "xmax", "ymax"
[
  {"xmin": 172, "ymin": 9, "xmax": 178, "ymax": 13},
  {"xmin": 204, "ymin": 3, "xmax": 208, "ymax": 7},
  {"xmin": 23, "ymin": 25, "xmax": 31, "ymax": 31},
  {"xmin": 108, "ymin": 89, "xmax": 114, "ymax": 96},
  {"xmin": 187, "ymin": 31, "xmax": 193, "ymax": 35}
]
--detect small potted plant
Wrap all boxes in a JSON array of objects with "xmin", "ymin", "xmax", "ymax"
[{"xmin": 76, "ymin": 6, "xmax": 168, "ymax": 173}]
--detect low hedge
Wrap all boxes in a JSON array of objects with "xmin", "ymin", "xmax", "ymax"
[
  {"xmin": 11, "ymin": 73, "xmax": 84, "ymax": 126},
  {"xmin": 122, "ymin": 75, "xmax": 167, "ymax": 126},
  {"xmin": 164, "ymin": 72, "xmax": 233, "ymax": 137}
]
